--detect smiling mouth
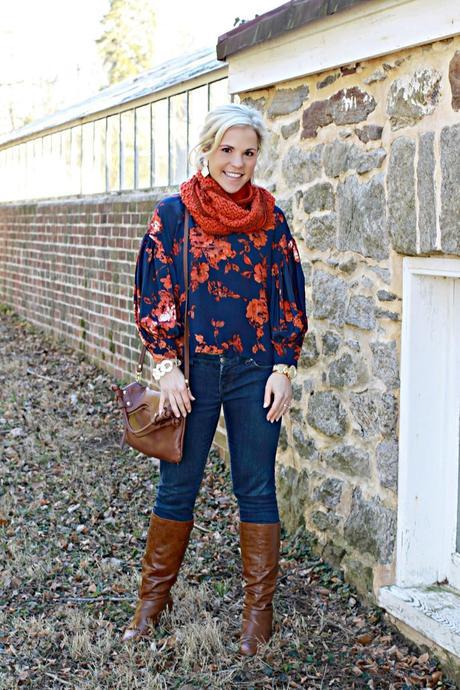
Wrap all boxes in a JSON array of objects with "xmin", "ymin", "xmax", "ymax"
[{"xmin": 224, "ymin": 171, "xmax": 244, "ymax": 179}]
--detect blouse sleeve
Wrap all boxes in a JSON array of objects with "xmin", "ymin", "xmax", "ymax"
[
  {"xmin": 270, "ymin": 210, "xmax": 308, "ymax": 366},
  {"xmin": 133, "ymin": 204, "xmax": 182, "ymax": 362}
]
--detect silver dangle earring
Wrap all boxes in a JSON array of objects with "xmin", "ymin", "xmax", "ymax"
[{"xmin": 201, "ymin": 159, "xmax": 209, "ymax": 177}]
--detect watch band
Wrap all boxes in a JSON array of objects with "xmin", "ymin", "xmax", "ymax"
[{"xmin": 272, "ymin": 364, "xmax": 297, "ymax": 381}]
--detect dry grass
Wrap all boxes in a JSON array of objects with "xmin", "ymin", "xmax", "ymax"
[{"xmin": 0, "ymin": 306, "xmax": 456, "ymax": 690}]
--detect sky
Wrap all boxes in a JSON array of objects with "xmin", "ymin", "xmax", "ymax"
[{"xmin": 0, "ymin": 0, "xmax": 284, "ymax": 134}]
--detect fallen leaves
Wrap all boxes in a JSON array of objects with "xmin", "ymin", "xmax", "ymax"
[{"xmin": 0, "ymin": 309, "xmax": 456, "ymax": 690}]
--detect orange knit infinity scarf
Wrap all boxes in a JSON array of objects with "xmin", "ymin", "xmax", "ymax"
[{"xmin": 179, "ymin": 170, "xmax": 275, "ymax": 236}]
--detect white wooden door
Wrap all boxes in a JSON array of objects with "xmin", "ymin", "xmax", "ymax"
[{"xmin": 397, "ymin": 259, "xmax": 460, "ymax": 588}]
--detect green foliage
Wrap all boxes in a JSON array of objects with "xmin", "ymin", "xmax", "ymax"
[{"xmin": 96, "ymin": 0, "xmax": 157, "ymax": 86}]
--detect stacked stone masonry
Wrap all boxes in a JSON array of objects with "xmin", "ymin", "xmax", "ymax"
[{"xmin": 244, "ymin": 36, "xmax": 460, "ymax": 598}]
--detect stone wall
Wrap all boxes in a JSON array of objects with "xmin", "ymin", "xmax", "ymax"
[{"xmin": 243, "ymin": 36, "xmax": 460, "ymax": 599}]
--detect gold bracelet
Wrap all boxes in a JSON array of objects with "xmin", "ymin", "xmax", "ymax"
[{"xmin": 272, "ymin": 364, "xmax": 297, "ymax": 381}]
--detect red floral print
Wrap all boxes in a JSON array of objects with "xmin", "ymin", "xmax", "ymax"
[{"xmin": 134, "ymin": 195, "xmax": 307, "ymax": 367}]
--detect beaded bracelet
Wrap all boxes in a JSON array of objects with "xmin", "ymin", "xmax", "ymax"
[{"xmin": 152, "ymin": 357, "xmax": 181, "ymax": 381}]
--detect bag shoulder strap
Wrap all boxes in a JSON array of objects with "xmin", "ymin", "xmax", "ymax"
[
  {"xmin": 136, "ymin": 206, "xmax": 190, "ymax": 381},
  {"xmin": 182, "ymin": 208, "xmax": 190, "ymax": 382}
]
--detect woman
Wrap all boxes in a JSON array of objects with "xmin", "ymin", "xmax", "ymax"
[{"xmin": 124, "ymin": 103, "xmax": 308, "ymax": 656}]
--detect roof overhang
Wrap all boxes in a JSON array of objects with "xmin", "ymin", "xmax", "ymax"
[
  {"xmin": 216, "ymin": 0, "xmax": 373, "ymax": 61},
  {"xmin": 217, "ymin": 0, "xmax": 460, "ymax": 94}
]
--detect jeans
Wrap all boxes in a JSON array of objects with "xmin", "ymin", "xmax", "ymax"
[{"xmin": 154, "ymin": 352, "xmax": 282, "ymax": 524}]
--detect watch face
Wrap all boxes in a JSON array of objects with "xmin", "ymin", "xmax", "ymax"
[{"xmin": 289, "ymin": 365, "xmax": 297, "ymax": 379}]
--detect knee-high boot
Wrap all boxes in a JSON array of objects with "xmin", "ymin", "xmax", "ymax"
[
  {"xmin": 122, "ymin": 513, "xmax": 193, "ymax": 640},
  {"xmin": 239, "ymin": 521, "xmax": 280, "ymax": 656}
]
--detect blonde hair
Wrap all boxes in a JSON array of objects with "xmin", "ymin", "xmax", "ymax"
[{"xmin": 190, "ymin": 103, "xmax": 266, "ymax": 171}]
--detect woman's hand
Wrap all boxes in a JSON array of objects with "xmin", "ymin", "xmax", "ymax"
[
  {"xmin": 158, "ymin": 367, "xmax": 195, "ymax": 418},
  {"xmin": 263, "ymin": 372, "xmax": 292, "ymax": 423}
]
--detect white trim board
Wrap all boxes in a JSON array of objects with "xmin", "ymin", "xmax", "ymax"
[
  {"xmin": 396, "ymin": 257, "xmax": 460, "ymax": 590},
  {"xmin": 379, "ymin": 585, "xmax": 460, "ymax": 658},
  {"xmin": 227, "ymin": 0, "xmax": 460, "ymax": 93}
]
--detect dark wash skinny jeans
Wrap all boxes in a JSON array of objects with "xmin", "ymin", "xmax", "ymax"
[{"xmin": 154, "ymin": 352, "xmax": 282, "ymax": 524}]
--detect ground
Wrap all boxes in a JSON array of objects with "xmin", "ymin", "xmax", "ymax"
[{"xmin": 0, "ymin": 306, "xmax": 456, "ymax": 689}]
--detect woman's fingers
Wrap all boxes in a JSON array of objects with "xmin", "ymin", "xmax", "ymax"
[
  {"xmin": 159, "ymin": 368, "xmax": 195, "ymax": 418},
  {"xmin": 158, "ymin": 391, "xmax": 165, "ymax": 416},
  {"xmin": 267, "ymin": 394, "xmax": 290, "ymax": 422},
  {"xmin": 265, "ymin": 373, "xmax": 292, "ymax": 422}
]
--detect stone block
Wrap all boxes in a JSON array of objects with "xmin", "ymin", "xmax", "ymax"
[
  {"xmin": 377, "ymin": 289, "xmax": 397, "ymax": 301},
  {"xmin": 293, "ymin": 83, "xmax": 369, "ymax": 155},
  {"xmin": 329, "ymin": 87, "xmax": 376, "ymax": 125},
  {"xmin": 449, "ymin": 51, "xmax": 460, "ymax": 110},
  {"xmin": 344, "ymin": 487, "xmax": 396, "ymax": 563},
  {"xmin": 292, "ymin": 425, "xmax": 320, "ymax": 461},
  {"xmin": 301, "ymin": 100, "xmax": 333, "ymax": 138},
  {"xmin": 311, "ymin": 510, "xmax": 339, "ymax": 531},
  {"xmin": 307, "ymin": 391, "xmax": 348, "ymax": 437},
  {"xmin": 323, "ymin": 140, "xmax": 386, "ymax": 178},
  {"xmin": 317, "ymin": 72, "xmax": 340, "ymax": 89},
  {"xmin": 240, "ymin": 96, "xmax": 266, "ymax": 111},
  {"xmin": 281, "ymin": 144, "xmax": 323, "ymax": 187},
  {"xmin": 281, "ymin": 120, "xmax": 300, "ymax": 139},
  {"xmin": 329, "ymin": 353, "xmax": 359, "ymax": 388},
  {"xmin": 313, "ymin": 477, "xmax": 344, "ymax": 508},
  {"xmin": 376, "ymin": 438, "xmax": 398, "ymax": 489},
  {"xmin": 350, "ymin": 390, "xmax": 398, "ymax": 439},
  {"xmin": 322, "ymin": 444, "xmax": 370, "ymax": 477},
  {"xmin": 322, "ymin": 330, "xmax": 341, "ymax": 355},
  {"xmin": 387, "ymin": 137, "xmax": 416, "ymax": 255},
  {"xmin": 417, "ymin": 132, "xmax": 437, "ymax": 254},
  {"xmin": 387, "ymin": 68, "xmax": 442, "ymax": 130},
  {"xmin": 302, "ymin": 182, "xmax": 335, "ymax": 213},
  {"xmin": 337, "ymin": 174, "xmax": 388, "ymax": 260},
  {"xmin": 375, "ymin": 308, "xmax": 399, "ymax": 322},
  {"xmin": 299, "ymin": 331, "xmax": 319, "ymax": 368},
  {"xmin": 440, "ymin": 124, "xmax": 460, "ymax": 254},
  {"xmin": 312, "ymin": 270, "xmax": 348, "ymax": 327},
  {"xmin": 370, "ymin": 341, "xmax": 399, "ymax": 389},
  {"xmin": 277, "ymin": 197, "xmax": 294, "ymax": 225},
  {"xmin": 268, "ymin": 86, "xmax": 309, "ymax": 118},
  {"xmin": 276, "ymin": 464, "xmax": 309, "ymax": 533},
  {"xmin": 256, "ymin": 130, "xmax": 280, "ymax": 180},
  {"xmin": 304, "ymin": 213, "xmax": 337, "ymax": 251},
  {"xmin": 345, "ymin": 295, "xmax": 376, "ymax": 330},
  {"xmin": 355, "ymin": 125, "xmax": 383, "ymax": 143},
  {"xmin": 278, "ymin": 426, "xmax": 288, "ymax": 452}
]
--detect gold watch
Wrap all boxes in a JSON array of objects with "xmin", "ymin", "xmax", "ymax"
[{"xmin": 272, "ymin": 364, "xmax": 297, "ymax": 381}]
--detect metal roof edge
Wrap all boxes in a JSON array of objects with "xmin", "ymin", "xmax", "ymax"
[{"xmin": 1, "ymin": 46, "xmax": 226, "ymax": 147}]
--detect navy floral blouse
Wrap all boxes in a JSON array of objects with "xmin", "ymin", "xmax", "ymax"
[{"xmin": 134, "ymin": 194, "xmax": 308, "ymax": 367}]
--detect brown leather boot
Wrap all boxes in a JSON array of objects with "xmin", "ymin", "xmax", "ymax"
[
  {"xmin": 122, "ymin": 513, "xmax": 193, "ymax": 640},
  {"xmin": 239, "ymin": 521, "xmax": 280, "ymax": 656}
]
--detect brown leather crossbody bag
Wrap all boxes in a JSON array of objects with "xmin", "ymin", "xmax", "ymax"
[{"xmin": 111, "ymin": 208, "xmax": 190, "ymax": 463}]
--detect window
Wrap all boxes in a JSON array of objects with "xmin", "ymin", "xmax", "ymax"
[
  {"xmin": 152, "ymin": 99, "xmax": 168, "ymax": 186},
  {"xmin": 120, "ymin": 110, "xmax": 135, "ymax": 190},
  {"xmin": 135, "ymin": 105, "xmax": 151, "ymax": 189},
  {"xmin": 170, "ymin": 92, "xmax": 187, "ymax": 185},
  {"xmin": 0, "ymin": 76, "xmax": 229, "ymax": 200},
  {"xmin": 107, "ymin": 115, "xmax": 120, "ymax": 192}
]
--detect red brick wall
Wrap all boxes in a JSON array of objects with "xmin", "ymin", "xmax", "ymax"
[
  {"xmin": 0, "ymin": 190, "xmax": 229, "ymax": 458},
  {"xmin": 0, "ymin": 191, "xmax": 173, "ymax": 379}
]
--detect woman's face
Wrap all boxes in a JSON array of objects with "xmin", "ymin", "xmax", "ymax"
[{"xmin": 206, "ymin": 125, "xmax": 259, "ymax": 194}]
